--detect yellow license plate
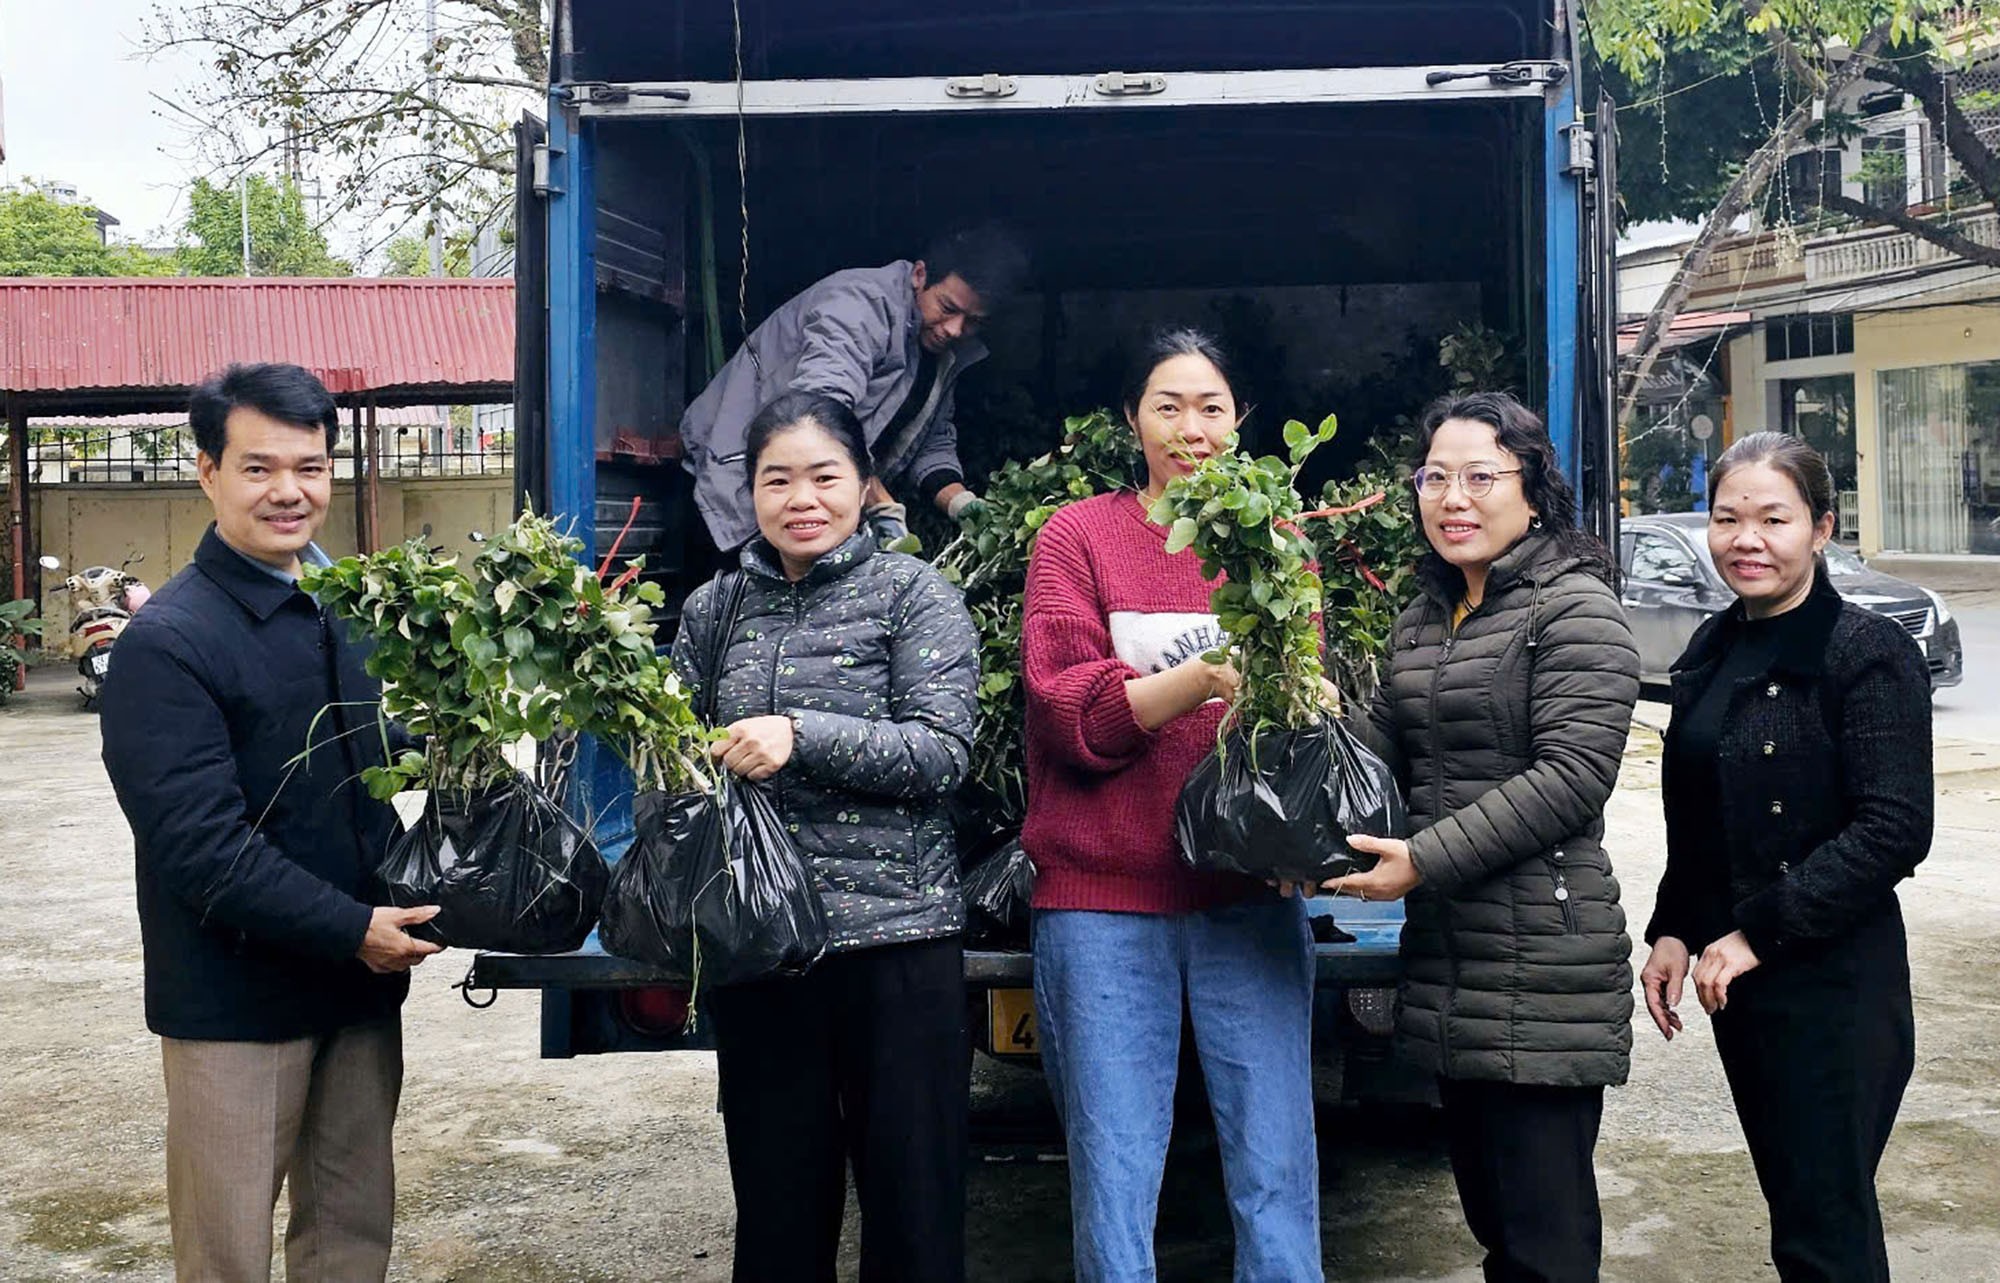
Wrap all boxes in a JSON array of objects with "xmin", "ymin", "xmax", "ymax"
[{"xmin": 987, "ymin": 987, "xmax": 1040, "ymax": 1058}]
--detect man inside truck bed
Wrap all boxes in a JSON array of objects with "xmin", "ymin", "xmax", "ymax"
[{"xmin": 679, "ymin": 222, "xmax": 1028, "ymax": 568}]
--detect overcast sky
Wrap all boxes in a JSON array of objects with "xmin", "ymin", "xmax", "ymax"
[{"xmin": 0, "ymin": 0, "xmax": 210, "ymax": 245}]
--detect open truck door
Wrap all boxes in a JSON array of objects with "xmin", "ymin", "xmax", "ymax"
[
  {"xmin": 513, "ymin": 111, "xmax": 550, "ymax": 519},
  {"xmin": 1579, "ymin": 91, "xmax": 1621, "ymax": 546},
  {"xmin": 474, "ymin": 101, "xmax": 714, "ymax": 1056}
]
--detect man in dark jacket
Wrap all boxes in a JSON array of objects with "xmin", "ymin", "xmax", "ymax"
[
  {"xmin": 100, "ymin": 363, "xmax": 440, "ymax": 1282},
  {"xmin": 678, "ymin": 223, "xmax": 1028, "ymax": 564}
]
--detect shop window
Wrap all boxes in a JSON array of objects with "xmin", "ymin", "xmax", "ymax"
[
  {"xmin": 1878, "ymin": 360, "xmax": 2000, "ymax": 555},
  {"xmin": 1764, "ymin": 314, "xmax": 1853, "ymax": 362},
  {"xmin": 1780, "ymin": 375, "xmax": 1857, "ymax": 498}
]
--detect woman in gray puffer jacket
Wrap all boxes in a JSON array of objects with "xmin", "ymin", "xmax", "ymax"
[
  {"xmin": 1335, "ymin": 392, "xmax": 1640, "ymax": 1283},
  {"xmin": 670, "ymin": 390, "xmax": 979, "ymax": 1283}
]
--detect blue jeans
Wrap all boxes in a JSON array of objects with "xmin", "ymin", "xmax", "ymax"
[{"xmin": 1032, "ymin": 899, "xmax": 1322, "ymax": 1283}]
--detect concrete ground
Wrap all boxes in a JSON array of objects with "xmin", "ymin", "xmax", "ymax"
[{"xmin": 2, "ymin": 648, "xmax": 1997, "ymax": 1281}]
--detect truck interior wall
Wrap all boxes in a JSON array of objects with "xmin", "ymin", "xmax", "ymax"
[
  {"xmin": 568, "ymin": 0, "xmax": 1547, "ymax": 83},
  {"xmin": 587, "ymin": 98, "xmax": 1545, "ymax": 594},
  {"xmin": 588, "ymin": 135, "xmax": 688, "ymax": 568}
]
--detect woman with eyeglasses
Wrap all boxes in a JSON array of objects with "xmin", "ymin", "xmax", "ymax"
[
  {"xmin": 1640, "ymin": 433, "xmax": 1929, "ymax": 1283},
  {"xmin": 1332, "ymin": 391, "xmax": 1640, "ymax": 1281}
]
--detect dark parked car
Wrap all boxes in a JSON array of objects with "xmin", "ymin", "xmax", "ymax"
[{"xmin": 1619, "ymin": 513, "xmax": 1965, "ymax": 689}]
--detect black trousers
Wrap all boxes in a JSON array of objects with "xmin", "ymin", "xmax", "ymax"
[
  {"xmin": 1712, "ymin": 906, "xmax": 1915, "ymax": 1283},
  {"xmin": 706, "ymin": 935, "xmax": 970, "ymax": 1283},
  {"xmin": 1438, "ymin": 1077, "xmax": 1606, "ymax": 1283}
]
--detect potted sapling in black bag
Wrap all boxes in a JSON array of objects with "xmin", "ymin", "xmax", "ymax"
[{"xmin": 1153, "ymin": 416, "xmax": 1408, "ymax": 884}]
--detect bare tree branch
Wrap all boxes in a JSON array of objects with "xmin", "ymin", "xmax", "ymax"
[
  {"xmin": 141, "ymin": 0, "xmax": 545, "ymax": 260},
  {"xmin": 1820, "ymin": 192, "xmax": 2000, "ymax": 266},
  {"xmin": 1619, "ymin": 20, "xmax": 1895, "ymax": 426}
]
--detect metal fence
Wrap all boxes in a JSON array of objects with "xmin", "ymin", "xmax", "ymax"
[{"xmin": 3, "ymin": 410, "xmax": 513, "ymax": 485}]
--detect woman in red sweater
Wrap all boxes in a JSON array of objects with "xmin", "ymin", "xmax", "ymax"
[{"xmin": 1022, "ymin": 329, "xmax": 1322, "ymax": 1283}]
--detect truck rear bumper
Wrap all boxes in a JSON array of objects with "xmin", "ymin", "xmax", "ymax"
[{"xmin": 466, "ymin": 938, "xmax": 1403, "ymax": 992}]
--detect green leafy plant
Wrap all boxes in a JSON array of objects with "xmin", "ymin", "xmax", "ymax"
[
  {"xmin": 465, "ymin": 511, "xmax": 713, "ymax": 795},
  {"xmin": 304, "ymin": 510, "xmax": 713, "ymax": 801},
  {"xmin": 305, "ymin": 541, "xmax": 517, "ymax": 799},
  {"xmin": 1150, "ymin": 415, "xmax": 1423, "ymax": 724},
  {"xmin": 1150, "ymin": 416, "xmax": 1340, "ymax": 734},
  {"xmin": 0, "ymin": 598, "xmax": 43, "ymax": 703},
  {"xmin": 1438, "ymin": 322, "xmax": 1513, "ymax": 394},
  {"xmin": 932, "ymin": 410, "xmax": 1141, "ymax": 830},
  {"xmin": 1308, "ymin": 472, "xmax": 1423, "ymax": 705}
]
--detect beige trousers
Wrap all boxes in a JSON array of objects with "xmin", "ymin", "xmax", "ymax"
[{"xmin": 160, "ymin": 1016, "xmax": 403, "ymax": 1283}]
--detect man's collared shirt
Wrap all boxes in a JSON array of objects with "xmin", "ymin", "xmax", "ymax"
[{"xmin": 230, "ymin": 540, "xmax": 333, "ymax": 589}]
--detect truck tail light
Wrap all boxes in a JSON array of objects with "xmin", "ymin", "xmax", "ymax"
[{"xmin": 619, "ymin": 986, "xmax": 692, "ymax": 1036}]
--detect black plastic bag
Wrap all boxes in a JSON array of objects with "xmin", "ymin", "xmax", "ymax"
[
  {"xmin": 962, "ymin": 839, "xmax": 1035, "ymax": 944},
  {"xmin": 599, "ymin": 778, "xmax": 829, "ymax": 988},
  {"xmin": 1174, "ymin": 715, "xmax": 1407, "ymax": 883},
  {"xmin": 378, "ymin": 779, "xmax": 609, "ymax": 953}
]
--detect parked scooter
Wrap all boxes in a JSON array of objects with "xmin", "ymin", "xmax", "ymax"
[{"xmin": 38, "ymin": 553, "xmax": 150, "ymax": 709}]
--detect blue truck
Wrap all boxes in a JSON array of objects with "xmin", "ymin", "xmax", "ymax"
[{"xmin": 471, "ymin": 0, "xmax": 1620, "ymax": 1101}]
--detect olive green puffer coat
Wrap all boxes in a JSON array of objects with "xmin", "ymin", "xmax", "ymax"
[{"xmin": 1357, "ymin": 531, "xmax": 1640, "ymax": 1087}]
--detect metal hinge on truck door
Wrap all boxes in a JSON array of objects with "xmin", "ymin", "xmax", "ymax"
[
  {"xmin": 945, "ymin": 73, "xmax": 1017, "ymax": 99},
  {"xmin": 1094, "ymin": 71, "xmax": 1167, "ymax": 97},
  {"xmin": 1562, "ymin": 124, "xmax": 1596, "ymax": 176},
  {"xmin": 1425, "ymin": 60, "xmax": 1568, "ymax": 89},
  {"xmin": 532, "ymin": 143, "xmax": 559, "ymax": 196}
]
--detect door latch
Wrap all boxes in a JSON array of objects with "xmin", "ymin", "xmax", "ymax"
[
  {"xmin": 945, "ymin": 73, "xmax": 1017, "ymax": 99},
  {"xmin": 1426, "ymin": 61, "xmax": 1569, "ymax": 89},
  {"xmin": 558, "ymin": 81, "xmax": 694, "ymax": 107},
  {"xmin": 1094, "ymin": 71, "xmax": 1167, "ymax": 97}
]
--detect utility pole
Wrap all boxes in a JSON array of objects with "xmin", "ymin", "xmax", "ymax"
[
  {"xmin": 425, "ymin": 0, "xmax": 443, "ymax": 280},
  {"xmin": 426, "ymin": 0, "xmax": 449, "ymax": 458},
  {"xmin": 239, "ymin": 172, "xmax": 252, "ymax": 276}
]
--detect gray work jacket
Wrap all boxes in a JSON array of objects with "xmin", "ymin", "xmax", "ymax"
[{"xmin": 678, "ymin": 260, "xmax": 987, "ymax": 548}]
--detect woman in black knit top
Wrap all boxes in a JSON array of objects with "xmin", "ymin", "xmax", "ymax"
[{"xmin": 1641, "ymin": 432, "xmax": 1933, "ymax": 1283}]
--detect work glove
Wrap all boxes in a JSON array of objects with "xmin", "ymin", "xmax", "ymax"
[
  {"xmin": 947, "ymin": 491, "xmax": 989, "ymax": 525},
  {"xmin": 864, "ymin": 502, "xmax": 922, "ymax": 555}
]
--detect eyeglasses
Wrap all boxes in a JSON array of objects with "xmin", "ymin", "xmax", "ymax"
[{"xmin": 1412, "ymin": 465, "xmax": 1523, "ymax": 500}]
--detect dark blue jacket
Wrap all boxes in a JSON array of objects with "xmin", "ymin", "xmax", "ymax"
[{"xmin": 100, "ymin": 525, "xmax": 407, "ymax": 1040}]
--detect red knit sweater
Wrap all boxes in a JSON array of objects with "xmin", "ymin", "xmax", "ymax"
[{"xmin": 1022, "ymin": 490, "xmax": 1253, "ymax": 914}]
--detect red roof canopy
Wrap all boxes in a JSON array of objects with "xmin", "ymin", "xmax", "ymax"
[{"xmin": 0, "ymin": 277, "xmax": 515, "ymax": 414}]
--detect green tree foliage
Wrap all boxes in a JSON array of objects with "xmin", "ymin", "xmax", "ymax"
[
  {"xmin": 382, "ymin": 231, "xmax": 477, "ymax": 277},
  {"xmin": 1586, "ymin": 1, "xmax": 2000, "ymax": 264},
  {"xmin": 177, "ymin": 176, "xmax": 353, "ymax": 277},
  {"xmin": 1309, "ymin": 472, "xmax": 1426, "ymax": 706},
  {"xmin": 1586, "ymin": 22, "xmax": 1786, "ymax": 226},
  {"xmin": 1588, "ymin": 0, "xmax": 1939, "ymax": 74},
  {"xmin": 0, "ymin": 188, "xmax": 173, "ymax": 277}
]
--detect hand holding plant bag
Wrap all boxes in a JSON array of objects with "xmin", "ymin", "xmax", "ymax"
[
  {"xmin": 1156, "ymin": 417, "xmax": 1407, "ymax": 884},
  {"xmin": 597, "ymin": 571, "xmax": 830, "ymax": 995}
]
